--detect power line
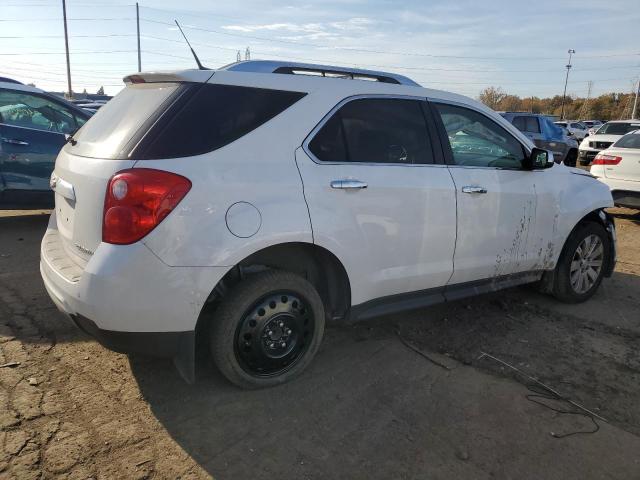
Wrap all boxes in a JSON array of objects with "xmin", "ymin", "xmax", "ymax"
[
  {"xmin": 0, "ymin": 34, "xmax": 136, "ymax": 39},
  {"xmin": 0, "ymin": 50, "xmax": 138, "ymax": 55},
  {"xmin": 0, "ymin": 17, "xmax": 134, "ymax": 22},
  {"xmin": 139, "ymin": 18, "xmax": 640, "ymax": 62},
  {"xmin": 136, "ymin": 32, "xmax": 640, "ymax": 76}
]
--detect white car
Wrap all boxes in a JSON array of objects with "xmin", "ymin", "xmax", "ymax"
[
  {"xmin": 40, "ymin": 61, "xmax": 617, "ymax": 388},
  {"xmin": 579, "ymin": 120, "xmax": 640, "ymax": 165},
  {"xmin": 590, "ymin": 130, "xmax": 640, "ymax": 209},
  {"xmin": 555, "ymin": 120, "xmax": 589, "ymax": 141},
  {"xmin": 582, "ymin": 120, "xmax": 603, "ymax": 136}
]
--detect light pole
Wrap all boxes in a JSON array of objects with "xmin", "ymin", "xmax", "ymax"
[
  {"xmin": 632, "ymin": 77, "xmax": 639, "ymax": 120},
  {"xmin": 560, "ymin": 49, "xmax": 575, "ymax": 120},
  {"xmin": 62, "ymin": 0, "xmax": 72, "ymax": 98}
]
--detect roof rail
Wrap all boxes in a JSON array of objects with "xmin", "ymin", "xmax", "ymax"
[{"xmin": 220, "ymin": 60, "xmax": 420, "ymax": 87}]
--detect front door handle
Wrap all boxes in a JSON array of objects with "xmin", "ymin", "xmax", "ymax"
[
  {"xmin": 330, "ymin": 179, "xmax": 368, "ymax": 190},
  {"xmin": 462, "ymin": 186, "xmax": 487, "ymax": 194},
  {"xmin": 2, "ymin": 138, "xmax": 29, "ymax": 146}
]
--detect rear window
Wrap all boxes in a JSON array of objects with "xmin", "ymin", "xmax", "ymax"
[
  {"xmin": 613, "ymin": 132, "xmax": 640, "ymax": 148},
  {"xmin": 68, "ymin": 82, "xmax": 181, "ymax": 158},
  {"xmin": 67, "ymin": 83, "xmax": 306, "ymax": 160},
  {"xmin": 136, "ymin": 84, "xmax": 306, "ymax": 159},
  {"xmin": 597, "ymin": 122, "xmax": 640, "ymax": 135},
  {"xmin": 512, "ymin": 116, "xmax": 540, "ymax": 133}
]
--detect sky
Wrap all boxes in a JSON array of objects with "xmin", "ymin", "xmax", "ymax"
[{"xmin": 1, "ymin": 0, "xmax": 639, "ymax": 99}]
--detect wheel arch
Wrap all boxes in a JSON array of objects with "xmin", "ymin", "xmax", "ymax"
[
  {"xmin": 196, "ymin": 242, "xmax": 352, "ymax": 334},
  {"xmin": 539, "ymin": 207, "xmax": 616, "ymax": 292}
]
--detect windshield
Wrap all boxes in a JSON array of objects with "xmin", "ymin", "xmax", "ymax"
[
  {"xmin": 67, "ymin": 82, "xmax": 181, "ymax": 158},
  {"xmin": 613, "ymin": 132, "xmax": 640, "ymax": 148},
  {"xmin": 596, "ymin": 122, "xmax": 640, "ymax": 135}
]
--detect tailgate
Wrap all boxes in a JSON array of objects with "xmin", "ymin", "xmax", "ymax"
[{"xmin": 52, "ymin": 148, "xmax": 135, "ymax": 266}]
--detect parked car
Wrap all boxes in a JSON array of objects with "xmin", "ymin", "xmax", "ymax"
[
  {"xmin": 40, "ymin": 61, "xmax": 616, "ymax": 388},
  {"xmin": 0, "ymin": 81, "xmax": 91, "ymax": 208},
  {"xmin": 578, "ymin": 120, "xmax": 640, "ymax": 165},
  {"xmin": 559, "ymin": 125, "xmax": 580, "ymax": 151},
  {"xmin": 554, "ymin": 120, "xmax": 589, "ymax": 141},
  {"xmin": 581, "ymin": 120, "xmax": 604, "ymax": 137},
  {"xmin": 500, "ymin": 112, "xmax": 578, "ymax": 166},
  {"xmin": 590, "ymin": 130, "xmax": 640, "ymax": 208}
]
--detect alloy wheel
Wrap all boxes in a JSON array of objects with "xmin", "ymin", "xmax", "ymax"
[{"xmin": 569, "ymin": 234, "xmax": 604, "ymax": 294}]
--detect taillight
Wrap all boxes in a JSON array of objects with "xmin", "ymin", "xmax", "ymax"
[
  {"xmin": 103, "ymin": 168, "xmax": 191, "ymax": 245},
  {"xmin": 593, "ymin": 154, "xmax": 622, "ymax": 165}
]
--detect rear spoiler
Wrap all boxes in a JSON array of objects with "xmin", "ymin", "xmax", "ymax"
[{"xmin": 123, "ymin": 70, "xmax": 215, "ymax": 85}]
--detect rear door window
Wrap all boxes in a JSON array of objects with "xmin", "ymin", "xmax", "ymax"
[{"xmin": 308, "ymin": 97, "xmax": 433, "ymax": 164}]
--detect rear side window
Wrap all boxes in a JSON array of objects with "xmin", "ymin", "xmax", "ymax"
[
  {"xmin": 308, "ymin": 98, "xmax": 433, "ymax": 164},
  {"xmin": 512, "ymin": 116, "xmax": 540, "ymax": 133},
  {"xmin": 138, "ymin": 84, "xmax": 306, "ymax": 159}
]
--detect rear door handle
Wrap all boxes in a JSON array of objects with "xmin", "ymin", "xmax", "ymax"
[
  {"xmin": 462, "ymin": 186, "xmax": 487, "ymax": 194},
  {"xmin": 330, "ymin": 179, "xmax": 368, "ymax": 190},
  {"xmin": 2, "ymin": 138, "xmax": 29, "ymax": 146}
]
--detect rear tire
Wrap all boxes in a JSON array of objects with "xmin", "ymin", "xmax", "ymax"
[
  {"xmin": 552, "ymin": 222, "xmax": 610, "ymax": 303},
  {"xmin": 210, "ymin": 270, "xmax": 325, "ymax": 389}
]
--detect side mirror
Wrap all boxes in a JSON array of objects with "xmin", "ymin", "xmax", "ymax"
[{"xmin": 523, "ymin": 148, "xmax": 554, "ymax": 170}]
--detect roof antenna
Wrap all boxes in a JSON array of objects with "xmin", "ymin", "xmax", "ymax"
[{"xmin": 174, "ymin": 20, "xmax": 207, "ymax": 70}]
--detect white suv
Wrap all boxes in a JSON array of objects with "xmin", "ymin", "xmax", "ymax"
[
  {"xmin": 579, "ymin": 120, "xmax": 640, "ymax": 165},
  {"xmin": 40, "ymin": 61, "xmax": 617, "ymax": 388}
]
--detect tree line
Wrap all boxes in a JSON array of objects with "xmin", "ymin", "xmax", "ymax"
[{"xmin": 478, "ymin": 86, "xmax": 638, "ymax": 120}]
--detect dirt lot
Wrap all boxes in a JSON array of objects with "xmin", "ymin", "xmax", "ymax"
[{"xmin": 0, "ymin": 208, "xmax": 639, "ymax": 479}]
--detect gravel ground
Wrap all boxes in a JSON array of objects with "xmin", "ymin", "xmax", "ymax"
[{"xmin": 0, "ymin": 208, "xmax": 639, "ymax": 479}]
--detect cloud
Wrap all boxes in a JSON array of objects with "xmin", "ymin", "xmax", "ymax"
[{"xmin": 221, "ymin": 17, "xmax": 374, "ymax": 41}]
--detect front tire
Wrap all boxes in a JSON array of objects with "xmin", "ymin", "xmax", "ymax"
[
  {"xmin": 210, "ymin": 270, "xmax": 325, "ymax": 389},
  {"xmin": 552, "ymin": 222, "xmax": 610, "ymax": 303}
]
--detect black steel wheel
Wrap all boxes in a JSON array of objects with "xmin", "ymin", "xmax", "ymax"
[
  {"xmin": 210, "ymin": 270, "xmax": 325, "ymax": 389},
  {"xmin": 235, "ymin": 292, "xmax": 315, "ymax": 377}
]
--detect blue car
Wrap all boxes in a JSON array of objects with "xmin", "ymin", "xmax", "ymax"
[
  {"xmin": 0, "ymin": 80, "xmax": 92, "ymax": 208},
  {"xmin": 500, "ymin": 112, "xmax": 578, "ymax": 167}
]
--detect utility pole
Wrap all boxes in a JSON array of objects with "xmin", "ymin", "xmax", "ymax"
[
  {"xmin": 632, "ymin": 77, "xmax": 639, "ymax": 120},
  {"xmin": 136, "ymin": 2, "xmax": 141, "ymax": 72},
  {"xmin": 62, "ymin": 0, "xmax": 73, "ymax": 98},
  {"xmin": 245, "ymin": 46, "xmax": 250, "ymax": 61},
  {"xmin": 578, "ymin": 80, "xmax": 593, "ymax": 120},
  {"xmin": 560, "ymin": 48, "xmax": 575, "ymax": 120}
]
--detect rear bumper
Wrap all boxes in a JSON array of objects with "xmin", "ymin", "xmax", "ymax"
[
  {"xmin": 70, "ymin": 314, "xmax": 193, "ymax": 358},
  {"xmin": 40, "ymin": 212, "xmax": 229, "ymax": 380},
  {"xmin": 595, "ymin": 177, "xmax": 640, "ymax": 209}
]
